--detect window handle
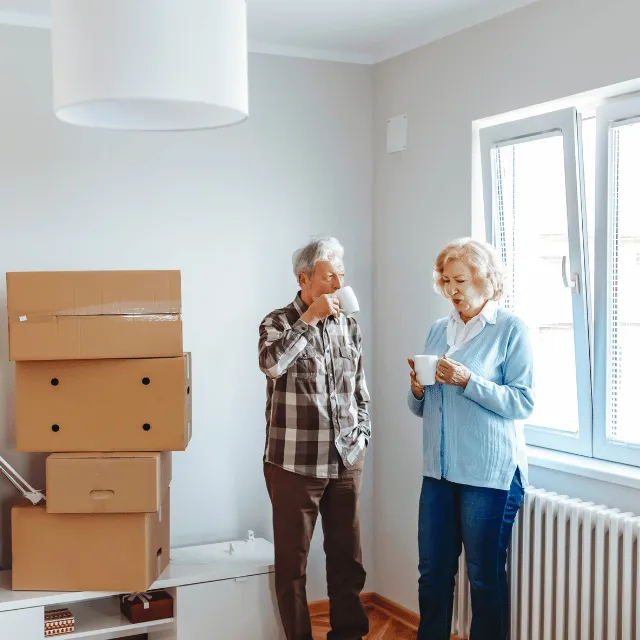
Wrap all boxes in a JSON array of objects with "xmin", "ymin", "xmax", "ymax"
[{"xmin": 562, "ymin": 255, "xmax": 580, "ymax": 294}]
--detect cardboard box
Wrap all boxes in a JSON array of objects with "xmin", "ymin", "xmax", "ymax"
[
  {"xmin": 15, "ymin": 354, "xmax": 192, "ymax": 452},
  {"xmin": 46, "ymin": 452, "xmax": 172, "ymax": 514},
  {"xmin": 12, "ymin": 491, "xmax": 170, "ymax": 592},
  {"xmin": 120, "ymin": 589, "xmax": 174, "ymax": 624},
  {"xmin": 7, "ymin": 270, "xmax": 182, "ymax": 361}
]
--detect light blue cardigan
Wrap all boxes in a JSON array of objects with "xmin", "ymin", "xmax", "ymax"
[{"xmin": 408, "ymin": 308, "xmax": 534, "ymax": 490}]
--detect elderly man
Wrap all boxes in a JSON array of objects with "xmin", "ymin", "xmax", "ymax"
[{"xmin": 259, "ymin": 237, "xmax": 371, "ymax": 640}]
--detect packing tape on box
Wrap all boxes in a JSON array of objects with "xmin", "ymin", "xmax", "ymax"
[
  {"xmin": 123, "ymin": 592, "xmax": 151, "ymax": 610},
  {"xmin": 10, "ymin": 312, "xmax": 180, "ymax": 324},
  {"xmin": 10, "ymin": 295, "xmax": 180, "ymax": 318},
  {"xmin": 12, "ymin": 313, "xmax": 58, "ymax": 324}
]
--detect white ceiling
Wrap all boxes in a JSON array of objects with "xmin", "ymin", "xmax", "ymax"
[{"xmin": 0, "ymin": 0, "xmax": 542, "ymax": 64}]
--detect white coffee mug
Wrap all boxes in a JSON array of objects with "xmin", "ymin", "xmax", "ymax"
[
  {"xmin": 335, "ymin": 286, "xmax": 359, "ymax": 316},
  {"xmin": 413, "ymin": 355, "xmax": 439, "ymax": 386}
]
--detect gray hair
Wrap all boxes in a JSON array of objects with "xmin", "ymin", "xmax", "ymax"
[
  {"xmin": 292, "ymin": 237, "xmax": 345, "ymax": 280},
  {"xmin": 433, "ymin": 237, "xmax": 505, "ymax": 301}
]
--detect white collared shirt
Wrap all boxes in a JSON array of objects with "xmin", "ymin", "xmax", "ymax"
[{"xmin": 445, "ymin": 300, "xmax": 499, "ymax": 357}]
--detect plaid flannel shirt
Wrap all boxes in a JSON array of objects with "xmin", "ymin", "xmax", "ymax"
[{"xmin": 258, "ymin": 293, "xmax": 371, "ymax": 478}]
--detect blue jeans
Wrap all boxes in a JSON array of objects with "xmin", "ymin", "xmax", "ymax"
[{"xmin": 417, "ymin": 470, "xmax": 524, "ymax": 640}]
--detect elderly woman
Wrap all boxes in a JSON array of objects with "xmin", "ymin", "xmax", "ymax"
[{"xmin": 407, "ymin": 238, "xmax": 534, "ymax": 640}]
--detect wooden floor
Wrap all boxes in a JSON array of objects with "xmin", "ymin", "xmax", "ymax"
[
  {"xmin": 311, "ymin": 601, "xmax": 416, "ymax": 639},
  {"xmin": 310, "ymin": 595, "xmax": 464, "ymax": 639}
]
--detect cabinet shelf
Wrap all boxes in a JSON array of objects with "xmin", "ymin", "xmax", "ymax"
[{"xmin": 63, "ymin": 596, "xmax": 173, "ymax": 639}]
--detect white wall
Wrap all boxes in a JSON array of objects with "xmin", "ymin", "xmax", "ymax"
[
  {"xmin": 373, "ymin": 0, "xmax": 640, "ymax": 611},
  {"xmin": 0, "ymin": 26, "xmax": 374, "ymax": 601}
]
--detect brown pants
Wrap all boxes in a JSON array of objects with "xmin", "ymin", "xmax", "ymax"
[{"xmin": 264, "ymin": 462, "xmax": 368, "ymax": 640}]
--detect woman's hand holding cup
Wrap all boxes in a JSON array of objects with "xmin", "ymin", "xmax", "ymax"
[
  {"xmin": 408, "ymin": 358, "xmax": 425, "ymax": 400},
  {"xmin": 436, "ymin": 354, "xmax": 471, "ymax": 388}
]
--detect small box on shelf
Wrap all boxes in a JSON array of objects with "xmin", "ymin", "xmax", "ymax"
[
  {"xmin": 120, "ymin": 590, "xmax": 173, "ymax": 624},
  {"xmin": 44, "ymin": 607, "xmax": 74, "ymax": 636}
]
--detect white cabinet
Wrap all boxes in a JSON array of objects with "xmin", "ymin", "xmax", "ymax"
[
  {"xmin": 175, "ymin": 574, "xmax": 284, "ymax": 639},
  {"xmin": 0, "ymin": 606, "xmax": 43, "ymax": 640}
]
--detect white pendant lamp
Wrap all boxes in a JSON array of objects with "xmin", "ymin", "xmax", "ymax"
[{"xmin": 51, "ymin": 0, "xmax": 249, "ymax": 131}]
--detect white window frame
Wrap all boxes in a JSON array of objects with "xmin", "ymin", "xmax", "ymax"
[
  {"xmin": 593, "ymin": 95, "xmax": 640, "ymax": 466},
  {"xmin": 479, "ymin": 108, "xmax": 594, "ymax": 457}
]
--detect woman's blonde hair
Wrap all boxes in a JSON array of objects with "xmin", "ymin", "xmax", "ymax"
[{"xmin": 433, "ymin": 238, "xmax": 505, "ymax": 301}]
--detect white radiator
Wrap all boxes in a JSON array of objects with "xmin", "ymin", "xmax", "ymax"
[{"xmin": 451, "ymin": 487, "xmax": 640, "ymax": 640}]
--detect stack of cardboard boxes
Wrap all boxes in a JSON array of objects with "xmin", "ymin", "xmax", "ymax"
[{"xmin": 6, "ymin": 270, "xmax": 192, "ymax": 593}]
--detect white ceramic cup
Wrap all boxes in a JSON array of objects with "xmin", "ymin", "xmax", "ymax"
[
  {"xmin": 334, "ymin": 286, "xmax": 359, "ymax": 316},
  {"xmin": 413, "ymin": 355, "xmax": 439, "ymax": 386}
]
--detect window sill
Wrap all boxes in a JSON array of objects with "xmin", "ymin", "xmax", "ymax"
[{"xmin": 527, "ymin": 445, "xmax": 640, "ymax": 491}]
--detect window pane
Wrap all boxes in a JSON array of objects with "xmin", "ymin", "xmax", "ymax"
[
  {"xmin": 582, "ymin": 117, "xmax": 596, "ymax": 321},
  {"xmin": 607, "ymin": 121, "xmax": 640, "ymax": 446},
  {"xmin": 492, "ymin": 136, "xmax": 579, "ymax": 432}
]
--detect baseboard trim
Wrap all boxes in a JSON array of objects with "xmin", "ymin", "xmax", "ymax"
[{"xmin": 367, "ymin": 593, "xmax": 419, "ymax": 631}]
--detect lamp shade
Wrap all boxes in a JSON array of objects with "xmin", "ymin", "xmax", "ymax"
[{"xmin": 51, "ymin": 0, "xmax": 249, "ymax": 131}]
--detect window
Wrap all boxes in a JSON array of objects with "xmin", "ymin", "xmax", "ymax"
[
  {"xmin": 593, "ymin": 96, "xmax": 640, "ymax": 466},
  {"xmin": 480, "ymin": 99, "xmax": 640, "ymax": 467}
]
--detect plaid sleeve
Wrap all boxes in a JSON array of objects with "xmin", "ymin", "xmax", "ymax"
[
  {"xmin": 353, "ymin": 323, "xmax": 371, "ymax": 441},
  {"xmin": 258, "ymin": 311, "xmax": 311, "ymax": 379}
]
